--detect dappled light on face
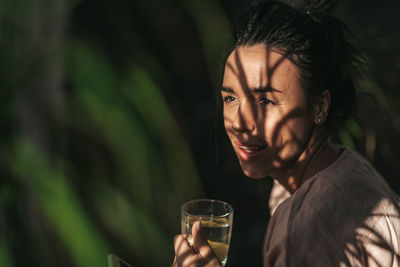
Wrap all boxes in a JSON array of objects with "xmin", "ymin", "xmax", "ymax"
[
  {"xmin": 3, "ymin": 0, "xmax": 400, "ymax": 266},
  {"xmin": 222, "ymin": 45, "xmax": 314, "ymax": 179}
]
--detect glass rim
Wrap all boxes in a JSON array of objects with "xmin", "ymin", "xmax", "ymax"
[{"xmin": 181, "ymin": 198, "xmax": 234, "ymax": 218}]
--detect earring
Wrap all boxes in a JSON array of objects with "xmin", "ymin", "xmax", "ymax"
[{"xmin": 317, "ymin": 117, "xmax": 322, "ymax": 124}]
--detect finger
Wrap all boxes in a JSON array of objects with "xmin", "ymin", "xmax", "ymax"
[
  {"xmin": 174, "ymin": 235, "xmax": 203, "ymax": 267},
  {"xmin": 192, "ymin": 221, "xmax": 219, "ymax": 262},
  {"xmin": 174, "ymin": 234, "xmax": 194, "ymax": 257}
]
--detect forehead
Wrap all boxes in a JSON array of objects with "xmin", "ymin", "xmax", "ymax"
[{"xmin": 223, "ymin": 44, "xmax": 300, "ymax": 91}]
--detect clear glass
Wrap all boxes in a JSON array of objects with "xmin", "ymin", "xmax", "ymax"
[{"xmin": 181, "ymin": 199, "xmax": 233, "ymax": 266}]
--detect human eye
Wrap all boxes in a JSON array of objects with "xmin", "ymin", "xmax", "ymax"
[
  {"xmin": 223, "ymin": 95, "xmax": 236, "ymax": 103},
  {"xmin": 257, "ymin": 97, "xmax": 275, "ymax": 106}
]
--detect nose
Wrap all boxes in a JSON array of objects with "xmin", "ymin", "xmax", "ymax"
[{"xmin": 232, "ymin": 101, "xmax": 256, "ymax": 133}]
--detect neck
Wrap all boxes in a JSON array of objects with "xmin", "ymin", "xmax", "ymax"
[{"xmin": 271, "ymin": 130, "xmax": 340, "ymax": 194}]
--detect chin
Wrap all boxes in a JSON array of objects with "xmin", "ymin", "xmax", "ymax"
[
  {"xmin": 236, "ymin": 155, "xmax": 273, "ymax": 178},
  {"xmin": 244, "ymin": 172, "xmax": 267, "ymax": 179},
  {"xmin": 241, "ymin": 165, "xmax": 270, "ymax": 179}
]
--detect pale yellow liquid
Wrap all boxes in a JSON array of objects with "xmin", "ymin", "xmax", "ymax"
[
  {"xmin": 181, "ymin": 217, "xmax": 231, "ymax": 265},
  {"xmin": 207, "ymin": 240, "xmax": 229, "ymax": 264}
]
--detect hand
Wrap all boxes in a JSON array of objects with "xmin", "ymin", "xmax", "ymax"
[{"xmin": 172, "ymin": 221, "xmax": 222, "ymax": 267}]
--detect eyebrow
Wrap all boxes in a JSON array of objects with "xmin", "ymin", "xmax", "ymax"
[
  {"xmin": 221, "ymin": 86, "xmax": 234, "ymax": 93},
  {"xmin": 221, "ymin": 86, "xmax": 283, "ymax": 93},
  {"xmin": 251, "ymin": 86, "xmax": 283, "ymax": 93}
]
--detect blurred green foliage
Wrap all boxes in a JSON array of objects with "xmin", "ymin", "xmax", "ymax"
[
  {"xmin": 10, "ymin": 137, "xmax": 109, "ymax": 267},
  {"xmin": 0, "ymin": 0, "xmax": 399, "ymax": 266},
  {"xmin": 0, "ymin": 0, "xmax": 215, "ymax": 265}
]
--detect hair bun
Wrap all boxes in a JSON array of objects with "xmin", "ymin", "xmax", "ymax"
[{"xmin": 279, "ymin": 0, "xmax": 337, "ymax": 15}]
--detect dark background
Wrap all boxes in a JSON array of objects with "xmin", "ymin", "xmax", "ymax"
[{"xmin": 0, "ymin": 0, "xmax": 399, "ymax": 266}]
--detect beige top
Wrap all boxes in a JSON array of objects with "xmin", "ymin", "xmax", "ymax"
[{"xmin": 264, "ymin": 148, "xmax": 400, "ymax": 267}]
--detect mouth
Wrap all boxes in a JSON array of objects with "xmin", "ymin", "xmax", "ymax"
[{"xmin": 234, "ymin": 141, "xmax": 267, "ymax": 161}]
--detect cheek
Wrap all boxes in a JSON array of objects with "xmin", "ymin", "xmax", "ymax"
[
  {"xmin": 263, "ymin": 116, "xmax": 280, "ymax": 143},
  {"xmin": 222, "ymin": 108, "xmax": 232, "ymax": 128},
  {"xmin": 278, "ymin": 117, "xmax": 313, "ymax": 158},
  {"xmin": 263, "ymin": 109, "xmax": 313, "ymax": 156},
  {"xmin": 262, "ymin": 109, "xmax": 290, "ymax": 145},
  {"xmin": 223, "ymin": 108, "xmax": 231, "ymax": 133},
  {"xmin": 223, "ymin": 105, "xmax": 236, "ymax": 133}
]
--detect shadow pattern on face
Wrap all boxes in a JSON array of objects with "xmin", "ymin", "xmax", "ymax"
[
  {"xmin": 223, "ymin": 45, "xmax": 316, "ymax": 178},
  {"xmin": 221, "ymin": 45, "xmax": 400, "ymax": 266}
]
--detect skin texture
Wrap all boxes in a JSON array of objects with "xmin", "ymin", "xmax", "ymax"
[
  {"xmin": 171, "ymin": 44, "xmax": 340, "ymax": 266},
  {"xmin": 172, "ymin": 222, "xmax": 221, "ymax": 267},
  {"xmin": 222, "ymin": 45, "xmax": 313, "ymax": 179},
  {"xmin": 222, "ymin": 44, "xmax": 339, "ymax": 193}
]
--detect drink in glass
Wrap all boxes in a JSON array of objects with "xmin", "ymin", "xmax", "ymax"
[{"xmin": 181, "ymin": 199, "xmax": 233, "ymax": 266}]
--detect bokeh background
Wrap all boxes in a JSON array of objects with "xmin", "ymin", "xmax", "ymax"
[{"xmin": 0, "ymin": 0, "xmax": 399, "ymax": 266}]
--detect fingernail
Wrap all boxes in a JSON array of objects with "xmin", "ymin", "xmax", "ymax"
[
  {"xmin": 196, "ymin": 221, "xmax": 201, "ymax": 231},
  {"xmin": 187, "ymin": 235, "xmax": 193, "ymax": 247}
]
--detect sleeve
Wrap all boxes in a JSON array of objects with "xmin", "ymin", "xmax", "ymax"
[
  {"xmin": 269, "ymin": 180, "xmax": 291, "ymax": 216},
  {"xmin": 353, "ymin": 201, "xmax": 400, "ymax": 267},
  {"xmin": 287, "ymin": 197, "xmax": 400, "ymax": 267}
]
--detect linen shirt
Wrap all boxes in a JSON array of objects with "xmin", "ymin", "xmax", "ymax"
[{"xmin": 264, "ymin": 148, "xmax": 400, "ymax": 266}]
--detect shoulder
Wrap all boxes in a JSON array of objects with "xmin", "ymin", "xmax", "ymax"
[
  {"xmin": 296, "ymin": 148, "xmax": 398, "ymax": 215},
  {"xmin": 354, "ymin": 200, "xmax": 400, "ymax": 266},
  {"xmin": 290, "ymin": 147, "xmax": 399, "ymax": 234},
  {"xmin": 286, "ymin": 147, "xmax": 400, "ymax": 265}
]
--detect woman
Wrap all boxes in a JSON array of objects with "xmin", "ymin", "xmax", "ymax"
[{"xmin": 173, "ymin": 0, "xmax": 400, "ymax": 266}]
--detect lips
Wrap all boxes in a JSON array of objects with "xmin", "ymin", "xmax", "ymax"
[
  {"xmin": 234, "ymin": 140, "xmax": 267, "ymax": 161},
  {"xmin": 238, "ymin": 145, "xmax": 265, "ymax": 152}
]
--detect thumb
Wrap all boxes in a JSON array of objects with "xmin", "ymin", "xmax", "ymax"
[{"xmin": 192, "ymin": 221, "xmax": 218, "ymax": 262}]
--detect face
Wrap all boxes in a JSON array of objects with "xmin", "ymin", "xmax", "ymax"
[{"xmin": 222, "ymin": 44, "xmax": 315, "ymax": 178}]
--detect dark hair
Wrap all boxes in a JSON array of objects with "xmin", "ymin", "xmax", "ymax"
[{"xmin": 232, "ymin": 0, "xmax": 364, "ymax": 132}]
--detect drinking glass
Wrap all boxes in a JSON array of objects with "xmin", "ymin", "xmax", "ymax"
[{"xmin": 181, "ymin": 199, "xmax": 233, "ymax": 266}]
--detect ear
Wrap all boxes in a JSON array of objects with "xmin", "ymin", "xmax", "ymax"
[{"xmin": 313, "ymin": 90, "xmax": 331, "ymax": 125}]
